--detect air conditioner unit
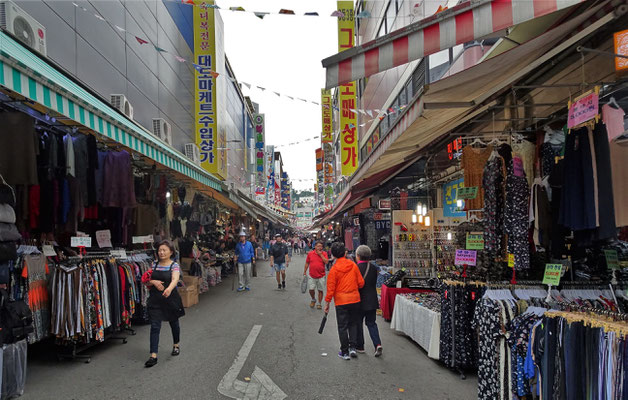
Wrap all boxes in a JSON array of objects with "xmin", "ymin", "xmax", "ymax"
[
  {"xmin": 110, "ymin": 94, "xmax": 134, "ymax": 119},
  {"xmin": 0, "ymin": 1, "xmax": 47, "ymax": 56},
  {"xmin": 152, "ymin": 118, "xmax": 172, "ymax": 145},
  {"xmin": 184, "ymin": 143, "xmax": 201, "ymax": 165}
]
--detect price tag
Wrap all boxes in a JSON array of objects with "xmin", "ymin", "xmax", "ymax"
[
  {"xmin": 456, "ymin": 186, "xmax": 478, "ymax": 200},
  {"xmin": 542, "ymin": 263, "xmax": 563, "ymax": 286},
  {"xmin": 508, "ymin": 253, "xmax": 515, "ymax": 268},
  {"xmin": 132, "ymin": 235, "xmax": 154, "ymax": 244},
  {"xmin": 604, "ymin": 249, "xmax": 619, "ymax": 269},
  {"xmin": 466, "ymin": 233, "xmax": 484, "ymax": 250},
  {"xmin": 42, "ymin": 245, "xmax": 56, "ymax": 257},
  {"xmin": 110, "ymin": 250, "xmax": 127, "ymax": 259},
  {"xmin": 71, "ymin": 236, "xmax": 92, "ymax": 248},
  {"xmin": 454, "ymin": 249, "xmax": 477, "ymax": 266},
  {"xmin": 96, "ymin": 230, "xmax": 112, "ymax": 248}
]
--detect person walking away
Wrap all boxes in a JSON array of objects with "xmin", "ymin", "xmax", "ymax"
[
  {"xmin": 324, "ymin": 242, "xmax": 364, "ymax": 360},
  {"xmin": 234, "ymin": 230, "xmax": 255, "ymax": 292},
  {"xmin": 144, "ymin": 240, "xmax": 185, "ymax": 368},
  {"xmin": 250, "ymin": 234, "xmax": 259, "ymax": 277},
  {"xmin": 354, "ymin": 245, "xmax": 383, "ymax": 357},
  {"xmin": 270, "ymin": 233, "xmax": 290, "ymax": 289},
  {"xmin": 303, "ymin": 241, "xmax": 328, "ymax": 309},
  {"xmin": 293, "ymin": 239, "xmax": 300, "ymax": 256}
]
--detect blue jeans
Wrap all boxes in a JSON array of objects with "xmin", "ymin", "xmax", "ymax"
[
  {"xmin": 150, "ymin": 319, "xmax": 180, "ymax": 354},
  {"xmin": 356, "ymin": 309, "xmax": 381, "ymax": 350}
]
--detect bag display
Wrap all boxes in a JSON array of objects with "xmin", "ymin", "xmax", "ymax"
[{"xmin": 0, "ymin": 289, "xmax": 33, "ymax": 345}]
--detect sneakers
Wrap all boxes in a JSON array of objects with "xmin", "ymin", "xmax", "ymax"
[
  {"xmin": 374, "ymin": 345, "xmax": 383, "ymax": 357},
  {"xmin": 171, "ymin": 346, "xmax": 180, "ymax": 356},
  {"xmin": 338, "ymin": 351, "xmax": 350, "ymax": 360},
  {"xmin": 316, "ymin": 303, "xmax": 322, "ymax": 310},
  {"xmin": 237, "ymin": 286, "xmax": 245, "ymax": 292},
  {"xmin": 349, "ymin": 348, "xmax": 358, "ymax": 358},
  {"xmin": 278, "ymin": 284, "xmax": 282, "ymax": 290},
  {"xmin": 356, "ymin": 348, "xmax": 366, "ymax": 354},
  {"xmin": 310, "ymin": 300, "xmax": 316, "ymax": 308},
  {"xmin": 245, "ymin": 287, "xmax": 251, "ymax": 291},
  {"xmin": 282, "ymin": 281, "xmax": 286, "ymax": 289},
  {"xmin": 144, "ymin": 357, "xmax": 158, "ymax": 368}
]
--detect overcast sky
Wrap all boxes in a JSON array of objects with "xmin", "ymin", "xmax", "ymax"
[{"xmin": 218, "ymin": 0, "xmax": 339, "ymax": 191}]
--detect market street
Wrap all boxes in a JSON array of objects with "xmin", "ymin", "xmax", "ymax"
[{"xmin": 22, "ymin": 255, "xmax": 476, "ymax": 400}]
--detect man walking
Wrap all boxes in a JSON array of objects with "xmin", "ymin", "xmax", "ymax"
[
  {"xmin": 303, "ymin": 241, "xmax": 328, "ymax": 309},
  {"xmin": 270, "ymin": 233, "xmax": 290, "ymax": 289},
  {"xmin": 234, "ymin": 230, "xmax": 255, "ymax": 292},
  {"xmin": 355, "ymin": 245, "xmax": 383, "ymax": 357},
  {"xmin": 324, "ymin": 242, "xmax": 364, "ymax": 360}
]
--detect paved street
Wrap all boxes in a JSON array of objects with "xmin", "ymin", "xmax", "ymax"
[{"xmin": 23, "ymin": 255, "xmax": 476, "ymax": 400}]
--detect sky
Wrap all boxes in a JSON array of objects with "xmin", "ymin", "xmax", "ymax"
[{"xmin": 218, "ymin": 0, "xmax": 340, "ymax": 191}]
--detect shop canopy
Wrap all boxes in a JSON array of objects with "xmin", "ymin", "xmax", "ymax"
[
  {"xmin": 0, "ymin": 31, "xmax": 223, "ymax": 192},
  {"xmin": 322, "ymin": 0, "xmax": 587, "ymax": 88}
]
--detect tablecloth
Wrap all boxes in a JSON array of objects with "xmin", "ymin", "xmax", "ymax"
[
  {"xmin": 390, "ymin": 294, "xmax": 441, "ymax": 359},
  {"xmin": 380, "ymin": 286, "xmax": 432, "ymax": 320}
]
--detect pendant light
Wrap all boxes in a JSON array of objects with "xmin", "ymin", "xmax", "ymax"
[
  {"xmin": 422, "ymin": 205, "xmax": 427, "ymax": 216},
  {"xmin": 424, "ymin": 216, "xmax": 431, "ymax": 227},
  {"xmin": 411, "ymin": 214, "xmax": 417, "ymax": 223},
  {"xmin": 418, "ymin": 214, "xmax": 423, "ymax": 223},
  {"xmin": 447, "ymin": 232, "xmax": 452, "ymax": 240}
]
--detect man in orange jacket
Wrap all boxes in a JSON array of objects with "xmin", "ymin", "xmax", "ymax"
[{"xmin": 324, "ymin": 242, "xmax": 365, "ymax": 360}]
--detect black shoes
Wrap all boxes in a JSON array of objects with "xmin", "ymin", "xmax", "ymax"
[
  {"xmin": 282, "ymin": 281, "xmax": 286, "ymax": 289},
  {"xmin": 278, "ymin": 283, "xmax": 282, "ymax": 290},
  {"xmin": 172, "ymin": 346, "xmax": 180, "ymax": 356},
  {"xmin": 144, "ymin": 357, "xmax": 158, "ymax": 368}
]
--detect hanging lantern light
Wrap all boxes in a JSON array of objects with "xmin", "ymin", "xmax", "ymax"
[
  {"xmin": 416, "ymin": 202, "xmax": 422, "ymax": 214},
  {"xmin": 456, "ymin": 199, "xmax": 463, "ymax": 208},
  {"xmin": 422, "ymin": 205, "xmax": 427, "ymax": 216},
  {"xmin": 447, "ymin": 232, "xmax": 452, "ymax": 240},
  {"xmin": 418, "ymin": 214, "xmax": 423, "ymax": 223},
  {"xmin": 424, "ymin": 216, "xmax": 431, "ymax": 227},
  {"xmin": 411, "ymin": 214, "xmax": 417, "ymax": 223}
]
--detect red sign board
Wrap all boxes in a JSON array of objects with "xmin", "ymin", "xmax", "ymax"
[
  {"xmin": 378, "ymin": 199, "xmax": 391, "ymax": 210},
  {"xmin": 568, "ymin": 91, "xmax": 599, "ymax": 128}
]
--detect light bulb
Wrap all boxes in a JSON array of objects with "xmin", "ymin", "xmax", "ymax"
[
  {"xmin": 425, "ymin": 216, "xmax": 431, "ymax": 226},
  {"xmin": 411, "ymin": 214, "xmax": 417, "ymax": 223},
  {"xmin": 418, "ymin": 214, "xmax": 423, "ymax": 223},
  {"xmin": 422, "ymin": 205, "xmax": 427, "ymax": 216},
  {"xmin": 447, "ymin": 232, "xmax": 452, "ymax": 240},
  {"xmin": 456, "ymin": 199, "xmax": 463, "ymax": 208},
  {"xmin": 166, "ymin": 191, "xmax": 171, "ymax": 198},
  {"xmin": 416, "ymin": 203, "xmax": 422, "ymax": 214}
]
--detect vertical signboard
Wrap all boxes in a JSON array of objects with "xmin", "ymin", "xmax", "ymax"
[
  {"xmin": 316, "ymin": 148, "xmax": 324, "ymax": 210},
  {"xmin": 321, "ymin": 89, "xmax": 333, "ymax": 143},
  {"xmin": 253, "ymin": 114, "xmax": 265, "ymax": 196},
  {"xmin": 337, "ymin": 1, "xmax": 358, "ymax": 176},
  {"xmin": 194, "ymin": 0, "xmax": 226, "ymax": 179}
]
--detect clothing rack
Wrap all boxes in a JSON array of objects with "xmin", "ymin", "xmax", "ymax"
[{"xmin": 554, "ymin": 302, "xmax": 628, "ymax": 322}]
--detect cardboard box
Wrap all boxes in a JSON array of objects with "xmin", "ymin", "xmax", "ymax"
[
  {"xmin": 182, "ymin": 274, "xmax": 201, "ymax": 291},
  {"xmin": 180, "ymin": 286, "xmax": 198, "ymax": 308},
  {"xmin": 180, "ymin": 257, "xmax": 194, "ymax": 272}
]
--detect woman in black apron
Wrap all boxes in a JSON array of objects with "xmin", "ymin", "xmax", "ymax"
[{"xmin": 145, "ymin": 240, "xmax": 185, "ymax": 368}]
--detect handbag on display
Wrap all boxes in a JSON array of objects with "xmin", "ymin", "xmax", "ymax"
[
  {"xmin": 141, "ymin": 269, "xmax": 153, "ymax": 285},
  {"xmin": 0, "ymin": 174, "xmax": 15, "ymax": 207}
]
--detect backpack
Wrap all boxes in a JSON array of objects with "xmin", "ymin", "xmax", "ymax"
[{"xmin": 0, "ymin": 289, "xmax": 33, "ymax": 344}]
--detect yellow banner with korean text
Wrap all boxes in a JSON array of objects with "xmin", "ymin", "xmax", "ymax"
[
  {"xmin": 321, "ymin": 89, "xmax": 332, "ymax": 143},
  {"xmin": 194, "ymin": 0, "xmax": 226, "ymax": 179},
  {"xmin": 337, "ymin": 1, "xmax": 358, "ymax": 176}
]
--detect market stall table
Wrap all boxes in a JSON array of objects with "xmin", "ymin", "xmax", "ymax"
[
  {"xmin": 380, "ymin": 285, "xmax": 432, "ymax": 321},
  {"xmin": 390, "ymin": 294, "xmax": 441, "ymax": 359}
]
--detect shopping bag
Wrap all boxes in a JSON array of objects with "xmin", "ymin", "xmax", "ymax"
[{"xmin": 300, "ymin": 277, "xmax": 308, "ymax": 294}]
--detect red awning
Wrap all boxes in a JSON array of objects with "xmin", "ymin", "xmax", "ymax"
[{"xmin": 322, "ymin": 0, "xmax": 586, "ymax": 88}]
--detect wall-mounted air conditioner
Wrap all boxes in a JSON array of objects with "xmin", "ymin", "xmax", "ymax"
[
  {"xmin": 152, "ymin": 118, "xmax": 172, "ymax": 145},
  {"xmin": 0, "ymin": 1, "xmax": 47, "ymax": 56},
  {"xmin": 110, "ymin": 94, "xmax": 134, "ymax": 119},
  {"xmin": 184, "ymin": 143, "xmax": 200, "ymax": 166}
]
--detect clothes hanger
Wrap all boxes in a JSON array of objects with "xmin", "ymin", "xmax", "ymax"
[
  {"xmin": 607, "ymin": 96, "xmax": 620, "ymax": 109},
  {"xmin": 470, "ymin": 137, "xmax": 486, "ymax": 147}
]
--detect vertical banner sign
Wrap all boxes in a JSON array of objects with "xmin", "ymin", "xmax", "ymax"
[
  {"xmin": 321, "ymin": 89, "xmax": 333, "ymax": 143},
  {"xmin": 337, "ymin": 1, "xmax": 358, "ymax": 176},
  {"xmin": 194, "ymin": 1, "xmax": 218, "ymax": 177},
  {"xmin": 254, "ymin": 114, "xmax": 265, "ymax": 195},
  {"xmin": 265, "ymin": 145, "xmax": 274, "ymax": 205}
]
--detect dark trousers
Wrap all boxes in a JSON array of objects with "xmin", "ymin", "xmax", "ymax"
[
  {"xmin": 356, "ymin": 309, "xmax": 381, "ymax": 350},
  {"xmin": 150, "ymin": 319, "xmax": 180, "ymax": 354},
  {"xmin": 335, "ymin": 302, "xmax": 361, "ymax": 354}
]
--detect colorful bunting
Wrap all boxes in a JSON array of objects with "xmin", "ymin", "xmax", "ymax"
[
  {"xmin": 229, "ymin": 6, "xmax": 245, "ymax": 12},
  {"xmin": 94, "ymin": 14, "xmax": 106, "ymax": 21},
  {"xmin": 304, "ymin": 12, "xmax": 319, "ymax": 16},
  {"xmin": 279, "ymin": 9, "xmax": 295, "ymax": 15},
  {"xmin": 174, "ymin": 55, "xmax": 186, "ymax": 63},
  {"xmin": 114, "ymin": 25, "xmax": 126, "ymax": 32},
  {"xmin": 192, "ymin": 63, "xmax": 205, "ymax": 73},
  {"xmin": 154, "ymin": 46, "xmax": 167, "ymax": 53},
  {"xmin": 330, "ymin": 10, "xmax": 345, "ymax": 18},
  {"xmin": 357, "ymin": 11, "xmax": 371, "ymax": 18},
  {"xmin": 135, "ymin": 36, "xmax": 149, "ymax": 45},
  {"xmin": 254, "ymin": 12, "xmax": 269, "ymax": 19}
]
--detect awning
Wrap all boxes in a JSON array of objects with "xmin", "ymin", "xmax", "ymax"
[
  {"xmin": 0, "ymin": 31, "xmax": 223, "ymax": 192},
  {"xmin": 322, "ymin": 0, "xmax": 586, "ymax": 88}
]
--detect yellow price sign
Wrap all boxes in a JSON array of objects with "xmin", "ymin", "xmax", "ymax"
[{"xmin": 508, "ymin": 253, "xmax": 515, "ymax": 268}]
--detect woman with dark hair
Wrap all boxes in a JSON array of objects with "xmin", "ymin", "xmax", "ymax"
[{"xmin": 144, "ymin": 240, "xmax": 185, "ymax": 368}]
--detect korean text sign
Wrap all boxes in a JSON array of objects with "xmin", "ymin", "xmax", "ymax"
[
  {"xmin": 254, "ymin": 114, "xmax": 265, "ymax": 191},
  {"xmin": 542, "ymin": 264, "xmax": 562, "ymax": 286},
  {"xmin": 455, "ymin": 249, "xmax": 477, "ymax": 266},
  {"xmin": 321, "ymin": 89, "xmax": 333, "ymax": 143},
  {"xmin": 337, "ymin": 1, "xmax": 358, "ymax": 176},
  {"xmin": 567, "ymin": 91, "xmax": 599, "ymax": 129}
]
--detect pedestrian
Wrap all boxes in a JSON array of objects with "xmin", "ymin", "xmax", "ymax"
[
  {"xmin": 270, "ymin": 233, "xmax": 290, "ymax": 289},
  {"xmin": 324, "ymin": 242, "xmax": 364, "ymax": 360},
  {"xmin": 234, "ymin": 230, "xmax": 255, "ymax": 292},
  {"xmin": 263, "ymin": 235, "xmax": 270, "ymax": 260},
  {"xmin": 354, "ymin": 245, "xmax": 383, "ymax": 357},
  {"xmin": 293, "ymin": 239, "xmax": 299, "ymax": 256},
  {"xmin": 144, "ymin": 240, "xmax": 185, "ymax": 368},
  {"xmin": 303, "ymin": 241, "xmax": 328, "ymax": 309},
  {"xmin": 250, "ymin": 234, "xmax": 260, "ymax": 277}
]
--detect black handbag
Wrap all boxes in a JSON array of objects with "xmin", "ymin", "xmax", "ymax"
[{"xmin": 0, "ymin": 289, "xmax": 33, "ymax": 344}]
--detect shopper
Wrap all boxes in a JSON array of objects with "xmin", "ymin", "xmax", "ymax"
[
  {"xmin": 303, "ymin": 241, "xmax": 328, "ymax": 309},
  {"xmin": 234, "ymin": 230, "xmax": 255, "ymax": 292},
  {"xmin": 270, "ymin": 233, "xmax": 290, "ymax": 289},
  {"xmin": 324, "ymin": 242, "xmax": 364, "ymax": 360},
  {"xmin": 144, "ymin": 240, "xmax": 185, "ymax": 368},
  {"xmin": 354, "ymin": 245, "xmax": 383, "ymax": 357},
  {"xmin": 262, "ymin": 236, "xmax": 270, "ymax": 260}
]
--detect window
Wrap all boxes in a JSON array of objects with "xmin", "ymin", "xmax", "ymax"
[{"xmin": 386, "ymin": 1, "xmax": 396, "ymax": 33}]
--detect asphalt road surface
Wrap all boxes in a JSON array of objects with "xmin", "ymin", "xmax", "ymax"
[{"xmin": 22, "ymin": 254, "xmax": 477, "ymax": 399}]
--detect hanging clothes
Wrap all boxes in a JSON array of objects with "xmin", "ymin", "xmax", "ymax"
[
  {"xmin": 21, "ymin": 253, "xmax": 50, "ymax": 343},
  {"xmin": 461, "ymin": 145, "xmax": 493, "ymax": 211},
  {"xmin": 0, "ymin": 112, "xmax": 39, "ymax": 186},
  {"xmin": 512, "ymin": 140, "xmax": 536, "ymax": 186},
  {"xmin": 482, "ymin": 155, "xmax": 505, "ymax": 261},
  {"xmin": 610, "ymin": 141, "xmax": 628, "ymax": 227},
  {"xmin": 504, "ymin": 159, "xmax": 530, "ymax": 270}
]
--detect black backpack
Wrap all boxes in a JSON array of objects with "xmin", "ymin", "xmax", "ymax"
[{"xmin": 0, "ymin": 289, "xmax": 33, "ymax": 344}]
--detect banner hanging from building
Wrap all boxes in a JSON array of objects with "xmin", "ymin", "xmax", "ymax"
[
  {"xmin": 254, "ymin": 114, "xmax": 265, "ymax": 194},
  {"xmin": 337, "ymin": 1, "xmax": 358, "ymax": 176},
  {"xmin": 266, "ymin": 145, "xmax": 275, "ymax": 205},
  {"xmin": 194, "ymin": 0, "xmax": 227, "ymax": 179},
  {"xmin": 321, "ymin": 89, "xmax": 333, "ymax": 143}
]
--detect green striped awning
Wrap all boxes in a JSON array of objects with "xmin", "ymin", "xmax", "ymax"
[{"xmin": 0, "ymin": 31, "xmax": 222, "ymax": 192}]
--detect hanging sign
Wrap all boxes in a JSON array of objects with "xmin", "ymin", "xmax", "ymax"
[
  {"xmin": 454, "ymin": 249, "xmax": 477, "ymax": 266},
  {"xmin": 71, "ymin": 236, "xmax": 92, "ymax": 248},
  {"xmin": 110, "ymin": 249, "xmax": 128, "ymax": 259},
  {"xmin": 614, "ymin": 29, "xmax": 628, "ymax": 74},
  {"xmin": 542, "ymin": 263, "xmax": 563, "ymax": 286},
  {"xmin": 604, "ymin": 249, "xmax": 619, "ymax": 269},
  {"xmin": 321, "ymin": 89, "xmax": 333, "ymax": 143},
  {"xmin": 132, "ymin": 235, "xmax": 154, "ymax": 244},
  {"xmin": 95, "ymin": 230, "xmax": 112, "ymax": 248},
  {"xmin": 42, "ymin": 245, "xmax": 57, "ymax": 257},
  {"xmin": 508, "ymin": 253, "xmax": 515, "ymax": 268},
  {"xmin": 456, "ymin": 186, "xmax": 478, "ymax": 200},
  {"xmin": 375, "ymin": 220, "xmax": 390, "ymax": 230},
  {"xmin": 567, "ymin": 89, "xmax": 599, "ymax": 129},
  {"xmin": 378, "ymin": 199, "xmax": 391, "ymax": 210},
  {"xmin": 466, "ymin": 233, "xmax": 484, "ymax": 250},
  {"xmin": 443, "ymin": 178, "xmax": 465, "ymax": 217}
]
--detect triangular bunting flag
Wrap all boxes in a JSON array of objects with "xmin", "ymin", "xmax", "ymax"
[
  {"xmin": 243, "ymin": 82, "xmax": 251, "ymax": 89},
  {"xmin": 183, "ymin": 0, "xmax": 194, "ymax": 4},
  {"xmin": 287, "ymin": 96, "xmax": 294, "ymax": 100},
  {"xmin": 273, "ymin": 92, "xmax": 281, "ymax": 96},
  {"xmin": 257, "ymin": 86, "xmax": 266, "ymax": 91},
  {"xmin": 192, "ymin": 63, "xmax": 205, "ymax": 73},
  {"xmin": 174, "ymin": 55, "xmax": 186, "ymax": 63},
  {"xmin": 349, "ymin": 123, "xmax": 356, "ymax": 129},
  {"xmin": 229, "ymin": 7, "xmax": 245, "ymax": 12},
  {"xmin": 154, "ymin": 46, "xmax": 167, "ymax": 53},
  {"xmin": 359, "ymin": 123, "xmax": 366, "ymax": 127},
  {"xmin": 94, "ymin": 14, "xmax": 106, "ymax": 21},
  {"xmin": 388, "ymin": 107, "xmax": 395, "ymax": 113},
  {"xmin": 304, "ymin": 12, "xmax": 319, "ymax": 16},
  {"xmin": 366, "ymin": 110, "xmax": 373, "ymax": 117},
  {"xmin": 358, "ymin": 109, "xmax": 367, "ymax": 115},
  {"xmin": 357, "ymin": 10, "xmax": 371, "ymax": 18},
  {"xmin": 330, "ymin": 10, "xmax": 345, "ymax": 17},
  {"xmin": 114, "ymin": 25, "xmax": 126, "ymax": 32},
  {"xmin": 135, "ymin": 36, "xmax": 149, "ymax": 45},
  {"xmin": 279, "ymin": 9, "xmax": 295, "ymax": 15},
  {"xmin": 210, "ymin": 71, "xmax": 220, "ymax": 78},
  {"xmin": 349, "ymin": 108, "xmax": 358, "ymax": 114},
  {"xmin": 312, "ymin": 102, "xmax": 320, "ymax": 105},
  {"xmin": 254, "ymin": 12, "xmax": 268, "ymax": 19},
  {"xmin": 207, "ymin": 4, "xmax": 220, "ymax": 9}
]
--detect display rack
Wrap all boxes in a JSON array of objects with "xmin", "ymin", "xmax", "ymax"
[
  {"xmin": 433, "ymin": 225, "xmax": 457, "ymax": 274},
  {"xmin": 392, "ymin": 210, "xmax": 434, "ymax": 278}
]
